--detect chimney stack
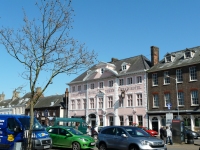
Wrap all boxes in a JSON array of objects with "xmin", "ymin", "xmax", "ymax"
[
  {"xmin": 0, "ymin": 92, "xmax": 5, "ymax": 101},
  {"xmin": 111, "ymin": 58, "xmax": 118, "ymax": 63},
  {"xmin": 151, "ymin": 46, "xmax": 159, "ymax": 66}
]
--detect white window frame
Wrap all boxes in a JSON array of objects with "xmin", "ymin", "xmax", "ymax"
[
  {"xmin": 137, "ymin": 115, "xmax": 143, "ymax": 126},
  {"xmin": 153, "ymin": 94, "xmax": 159, "ymax": 107},
  {"xmin": 127, "ymin": 94, "xmax": 133, "ymax": 107},
  {"xmin": 119, "ymin": 116, "xmax": 124, "ymax": 126},
  {"xmin": 127, "ymin": 77, "xmax": 132, "ymax": 85},
  {"xmin": 176, "ymin": 69, "xmax": 183, "ymax": 82},
  {"xmin": 108, "ymin": 80, "xmax": 113, "ymax": 87},
  {"xmin": 90, "ymin": 98, "xmax": 94, "ymax": 109},
  {"xmin": 191, "ymin": 90, "xmax": 199, "ymax": 105},
  {"xmin": 83, "ymin": 99, "xmax": 86, "ymax": 109},
  {"xmin": 189, "ymin": 66, "xmax": 197, "ymax": 81},
  {"xmin": 108, "ymin": 96, "xmax": 113, "ymax": 108},
  {"xmin": 152, "ymin": 73, "xmax": 158, "ymax": 86},
  {"xmin": 99, "ymin": 82, "xmax": 104, "ymax": 89},
  {"xmin": 72, "ymin": 86, "xmax": 75, "ymax": 92},
  {"xmin": 77, "ymin": 99, "xmax": 81, "ymax": 109},
  {"xmin": 178, "ymin": 92, "xmax": 184, "ymax": 106},
  {"xmin": 164, "ymin": 71, "xmax": 170, "ymax": 84},
  {"xmin": 78, "ymin": 85, "xmax": 81, "ymax": 91},
  {"xmin": 71, "ymin": 100, "xmax": 75, "ymax": 109},
  {"xmin": 99, "ymin": 98, "xmax": 103, "ymax": 109},
  {"xmin": 137, "ymin": 76, "xmax": 142, "ymax": 84},
  {"xmin": 119, "ymin": 79, "xmax": 124, "ymax": 86},
  {"xmin": 137, "ymin": 93, "xmax": 142, "ymax": 106},
  {"xmin": 91, "ymin": 83, "xmax": 94, "ymax": 89},
  {"xmin": 84, "ymin": 84, "xmax": 87, "ymax": 90},
  {"xmin": 164, "ymin": 93, "xmax": 170, "ymax": 107}
]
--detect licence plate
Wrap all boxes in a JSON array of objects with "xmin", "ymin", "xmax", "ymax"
[
  {"xmin": 90, "ymin": 142, "xmax": 95, "ymax": 145},
  {"xmin": 44, "ymin": 145, "xmax": 50, "ymax": 149}
]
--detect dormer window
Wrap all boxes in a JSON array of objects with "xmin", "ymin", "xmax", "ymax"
[
  {"xmin": 165, "ymin": 53, "xmax": 175, "ymax": 63},
  {"xmin": 122, "ymin": 65, "xmax": 126, "ymax": 70},
  {"xmin": 184, "ymin": 49, "xmax": 195, "ymax": 59},
  {"xmin": 101, "ymin": 68, "xmax": 104, "ymax": 74}
]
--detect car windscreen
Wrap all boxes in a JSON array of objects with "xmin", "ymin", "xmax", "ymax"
[
  {"xmin": 18, "ymin": 117, "xmax": 44, "ymax": 131},
  {"xmin": 124, "ymin": 127, "xmax": 151, "ymax": 137},
  {"xmin": 66, "ymin": 127, "xmax": 84, "ymax": 135}
]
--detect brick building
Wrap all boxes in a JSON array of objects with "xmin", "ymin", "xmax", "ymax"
[{"xmin": 148, "ymin": 46, "xmax": 200, "ymax": 132}]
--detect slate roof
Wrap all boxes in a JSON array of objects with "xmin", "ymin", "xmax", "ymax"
[
  {"xmin": 33, "ymin": 94, "xmax": 64, "ymax": 108},
  {"xmin": 0, "ymin": 99, "xmax": 12, "ymax": 107},
  {"xmin": 69, "ymin": 55, "xmax": 151, "ymax": 84},
  {"xmin": 148, "ymin": 46, "xmax": 200, "ymax": 73}
]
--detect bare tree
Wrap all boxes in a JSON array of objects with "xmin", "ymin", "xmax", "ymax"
[{"xmin": 0, "ymin": 0, "xmax": 97, "ymax": 149}]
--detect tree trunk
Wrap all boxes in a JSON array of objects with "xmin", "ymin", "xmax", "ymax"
[{"xmin": 27, "ymin": 100, "xmax": 34, "ymax": 150}]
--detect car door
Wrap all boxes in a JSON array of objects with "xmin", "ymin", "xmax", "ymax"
[
  {"xmin": 48, "ymin": 128, "xmax": 59, "ymax": 146},
  {"xmin": 58, "ymin": 128, "xmax": 73, "ymax": 148},
  {"xmin": 102, "ymin": 127, "xmax": 116, "ymax": 148},
  {"xmin": 113, "ymin": 127, "xmax": 129, "ymax": 150}
]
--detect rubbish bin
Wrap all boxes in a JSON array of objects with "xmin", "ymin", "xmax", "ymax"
[{"xmin": 187, "ymin": 132, "xmax": 194, "ymax": 144}]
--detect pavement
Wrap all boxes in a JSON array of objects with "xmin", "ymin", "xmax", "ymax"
[{"xmin": 166, "ymin": 139, "xmax": 200, "ymax": 150}]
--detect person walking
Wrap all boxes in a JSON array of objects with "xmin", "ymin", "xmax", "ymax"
[
  {"xmin": 163, "ymin": 126, "xmax": 167, "ymax": 144},
  {"xmin": 166, "ymin": 126, "xmax": 173, "ymax": 145},
  {"xmin": 86, "ymin": 126, "xmax": 92, "ymax": 136},
  {"xmin": 160, "ymin": 126, "xmax": 164, "ymax": 140}
]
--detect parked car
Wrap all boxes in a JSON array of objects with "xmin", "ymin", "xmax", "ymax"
[
  {"xmin": 139, "ymin": 126, "xmax": 158, "ymax": 137},
  {"xmin": 96, "ymin": 126, "xmax": 167, "ymax": 150},
  {"xmin": 47, "ymin": 126, "xmax": 95, "ymax": 150},
  {"xmin": 184, "ymin": 126, "xmax": 200, "ymax": 139}
]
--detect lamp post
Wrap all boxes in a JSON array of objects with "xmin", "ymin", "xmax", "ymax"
[{"xmin": 166, "ymin": 75, "xmax": 179, "ymax": 119}]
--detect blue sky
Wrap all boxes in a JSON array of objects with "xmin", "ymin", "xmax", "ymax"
[{"xmin": 0, "ymin": 0, "xmax": 200, "ymax": 99}]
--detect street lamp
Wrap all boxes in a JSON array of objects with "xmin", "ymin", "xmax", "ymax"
[{"xmin": 166, "ymin": 75, "xmax": 179, "ymax": 119}]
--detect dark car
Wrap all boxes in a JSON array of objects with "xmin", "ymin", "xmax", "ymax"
[
  {"xmin": 96, "ymin": 126, "xmax": 167, "ymax": 150},
  {"xmin": 184, "ymin": 127, "xmax": 200, "ymax": 139}
]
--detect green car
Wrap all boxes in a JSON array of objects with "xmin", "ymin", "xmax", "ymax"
[{"xmin": 47, "ymin": 126, "xmax": 95, "ymax": 150}]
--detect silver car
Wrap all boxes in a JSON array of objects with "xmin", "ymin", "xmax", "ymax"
[{"xmin": 96, "ymin": 126, "xmax": 167, "ymax": 150}]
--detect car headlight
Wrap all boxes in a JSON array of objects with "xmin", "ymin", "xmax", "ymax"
[
  {"xmin": 140, "ymin": 140, "xmax": 151, "ymax": 145},
  {"xmin": 79, "ymin": 138, "xmax": 89, "ymax": 142}
]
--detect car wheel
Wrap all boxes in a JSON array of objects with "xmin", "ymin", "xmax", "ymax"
[
  {"xmin": 99, "ymin": 142, "xmax": 107, "ymax": 150},
  {"xmin": 93, "ymin": 134, "xmax": 98, "ymax": 140},
  {"xmin": 129, "ymin": 145, "xmax": 139, "ymax": 150},
  {"xmin": 72, "ymin": 142, "xmax": 81, "ymax": 150}
]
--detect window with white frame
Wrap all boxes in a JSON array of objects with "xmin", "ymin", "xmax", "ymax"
[
  {"xmin": 152, "ymin": 73, "xmax": 158, "ymax": 86},
  {"xmin": 99, "ymin": 82, "xmax": 104, "ymax": 88},
  {"xmin": 153, "ymin": 94, "xmax": 159, "ymax": 107},
  {"xmin": 71, "ymin": 100, "xmax": 75, "ymax": 109},
  {"xmin": 176, "ymin": 69, "xmax": 183, "ymax": 82},
  {"xmin": 128, "ymin": 94, "xmax": 133, "ymax": 107},
  {"xmin": 128, "ymin": 116, "xmax": 133, "ymax": 126},
  {"xmin": 108, "ymin": 96, "xmax": 113, "ymax": 108},
  {"xmin": 109, "ymin": 80, "xmax": 113, "ymax": 87},
  {"xmin": 185, "ymin": 51, "xmax": 191, "ymax": 58},
  {"xmin": 191, "ymin": 90, "xmax": 199, "ymax": 105},
  {"xmin": 119, "ymin": 79, "xmax": 124, "ymax": 86},
  {"xmin": 91, "ymin": 83, "xmax": 94, "ymax": 89},
  {"xmin": 90, "ymin": 98, "xmax": 94, "ymax": 109},
  {"xmin": 84, "ymin": 84, "xmax": 87, "ymax": 90},
  {"xmin": 119, "ymin": 116, "xmax": 124, "ymax": 126},
  {"xmin": 119, "ymin": 95, "xmax": 123, "ymax": 107},
  {"xmin": 109, "ymin": 116, "xmax": 114, "ymax": 126},
  {"xmin": 122, "ymin": 65, "xmax": 126, "ymax": 70},
  {"xmin": 189, "ymin": 66, "xmax": 197, "ymax": 81},
  {"xmin": 127, "ymin": 77, "xmax": 132, "ymax": 85},
  {"xmin": 77, "ymin": 99, "xmax": 81, "ymax": 109},
  {"xmin": 137, "ymin": 94, "xmax": 142, "ymax": 106},
  {"xmin": 100, "ymin": 117, "xmax": 103, "ymax": 126},
  {"xmin": 137, "ymin": 76, "xmax": 142, "ymax": 83},
  {"xmin": 101, "ymin": 68, "xmax": 104, "ymax": 74},
  {"xmin": 99, "ymin": 98, "xmax": 103, "ymax": 109},
  {"xmin": 178, "ymin": 92, "xmax": 184, "ymax": 106},
  {"xmin": 164, "ymin": 93, "xmax": 171, "ymax": 107},
  {"xmin": 165, "ymin": 55, "xmax": 171, "ymax": 62},
  {"xmin": 78, "ymin": 85, "xmax": 81, "ymax": 91},
  {"xmin": 72, "ymin": 86, "xmax": 75, "ymax": 92},
  {"xmin": 164, "ymin": 71, "xmax": 170, "ymax": 84},
  {"xmin": 137, "ymin": 115, "xmax": 143, "ymax": 126},
  {"xmin": 83, "ymin": 99, "xmax": 86, "ymax": 109}
]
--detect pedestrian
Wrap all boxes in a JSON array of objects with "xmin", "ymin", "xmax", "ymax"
[
  {"xmin": 160, "ymin": 126, "xmax": 164, "ymax": 140},
  {"xmin": 86, "ymin": 126, "xmax": 91, "ymax": 136},
  {"xmin": 75, "ymin": 122, "xmax": 80, "ymax": 130},
  {"xmin": 166, "ymin": 126, "xmax": 173, "ymax": 145},
  {"xmin": 163, "ymin": 126, "xmax": 167, "ymax": 144}
]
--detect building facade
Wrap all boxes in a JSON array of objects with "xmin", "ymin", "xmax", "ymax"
[
  {"xmin": 148, "ymin": 46, "xmax": 200, "ymax": 132},
  {"xmin": 68, "ymin": 55, "xmax": 151, "ymax": 128}
]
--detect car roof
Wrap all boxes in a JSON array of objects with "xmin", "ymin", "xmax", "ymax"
[{"xmin": 49, "ymin": 125, "xmax": 73, "ymax": 129}]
